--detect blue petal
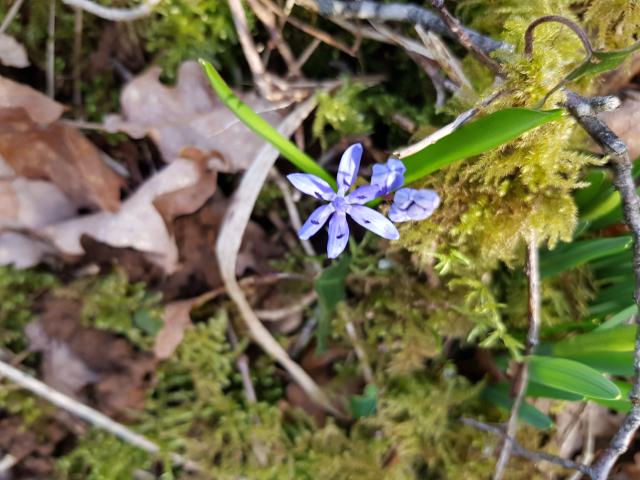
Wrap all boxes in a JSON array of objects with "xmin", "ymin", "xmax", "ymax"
[
  {"xmin": 348, "ymin": 205, "xmax": 399, "ymax": 240},
  {"xmin": 287, "ymin": 173, "xmax": 335, "ymax": 201},
  {"xmin": 388, "ymin": 204, "xmax": 411, "ymax": 223},
  {"xmin": 298, "ymin": 204, "xmax": 334, "ymax": 240},
  {"xmin": 392, "ymin": 188, "xmax": 414, "ymax": 209},
  {"xmin": 413, "ymin": 189, "xmax": 441, "ymax": 211},
  {"xmin": 371, "ymin": 158, "xmax": 406, "ymax": 194},
  {"xmin": 346, "ymin": 185, "xmax": 379, "ymax": 205},
  {"xmin": 337, "ymin": 143, "xmax": 363, "ymax": 195},
  {"xmin": 327, "ymin": 212, "xmax": 349, "ymax": 258}
]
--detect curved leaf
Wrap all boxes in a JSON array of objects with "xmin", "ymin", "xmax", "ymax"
[
  {"xmin": 539, "ymin": 236, "xmax": 632, "ymax": 279},
  {"xmin": 199, "ymin": 59, "xmax": 335, "ymax": 187},
  {"xmin": 402, "ymin": 108, "xmax": 563, "ymax": 184},
  {"xmin": 528, "ymin": 356, "xmax": 620, "ymax": 400},
  {"xmin": 482, "ymin": 383, "xmax": 553, "ymax": 429},
  {"xmin": 552, "ymin": 325, "xmax": 637, "ymax": 356}
]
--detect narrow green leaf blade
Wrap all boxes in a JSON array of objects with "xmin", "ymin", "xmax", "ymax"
[
  {"xmin": 402, "ymin": 108, "xmax": 563, "ymax": 183},
  {"xmin": 528, "ymin": 356, "xmax": 620, "ymax": 400},
  {"xmin": 552, "ymin": 325, "xmax": 637, "ymax": 356},
  {"xmin": 596, "ymin": 305, "xmax": 638, "ymax": 331},
  {"xmin": 589, "ymin": 381, "xmax": 631, "ymax": 412},
  {"xmin": 539, "ymin": 236, "xmax": 632, "ymax": 279},
  {"xmin": 199, "ymin": 59, "xmax": 335, "ymax": 187},
  {"xmin": 314, "ymin": 256, "xmax": 350, "ymax": 351},
  {"xmin": 554, "ymin": 350, "xmax": 634, "ymax": 377},
  {"xmin": 482, "ymin": 383, "xmax": 553, "ymax": 429},
  {"xmin": 567, "ymin": 42, "xmax": 640, "ymax": 82}
]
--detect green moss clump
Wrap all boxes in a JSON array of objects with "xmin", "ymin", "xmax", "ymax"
[
  {"xmin": 0, "ymin": 266, "xmax": 56, "ymax": 352},
  {"xmin": 79, "ymin": 271, "xmax": 163, "ymax": 349},
  {"xmin": 57, "ymin": 430, "xmax": 150, "ymax": 480}
]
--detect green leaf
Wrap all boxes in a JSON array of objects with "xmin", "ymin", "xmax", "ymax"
[
  {"xmin": 482, "ymin": 383, "xmax": 553, "ymax": 429},
  {"xmin": 539, "ymin": 236, "xmax": 632, "ymax": 279},
  {"xmin": 402, "ymin": 108, "xmax": 564, "ymax": 184},
  {"xmin": 596, "ymin": 305, "xmax": 638, "ymax": 331},
  {"xmin": 567, "ymin": 42, "xmax": 640, "ymax": 82},
  {"xmin": 589, "ymin": 381, "xmax": 631, "ymax": 412},
  {"xmin": 528, "ymin": 356, "xmax": 620, "ymax": 400},
  {"xmin": 575, "ymin": 169, "xmax": 609, "ymax": 212},
  {"xmin": 552, "ymin": 325, "xmax": 637, "ymax": 356},
  {"xmin": 198, "ymin": 59, "xmax": 335, "ymax": 187},
  {"xmin": 554, "ymin": 351, "xmax": 634, "ymax": 377},
  {"xmin": 525, "ymin": 381, "xmax": 583, "ymax": 401},
  {"xmin": 314, "ymin": 256, "xmax": 351, "ymax": 352},
  {"xmin": 133, "ymin": 309, "xmax": 162, "ymax": 336},
  {"xmin": 350, "ymin": 384, "xmax": 378, "ymax": 418},
  {"xmin": 589, "ymin": 282, "xmax": 635, "ymax": 317}
]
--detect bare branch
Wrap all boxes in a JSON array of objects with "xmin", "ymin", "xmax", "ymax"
[
  {"xmin": 294, "ymin": 0, "xmax": 509, "ymax": 54},
  {"xmin": 60, "ymin": 0, "xmax": 160, "ymax": 21},
  {"xmin": 462, "ymin": 418, "xmax": 593, "ymax": 476},
  {"xmin": 565, "ymin": 90, "xmax": 640, "ymax": 480},
  {"xmin": 0, "ymin": 0, "xmax": 26, "ymax": 34},
  {"xmin": 493, "ymin": 232, "xmax": 541, "ymax": 480},
  {"xmin": 0, "ymin": 359, "xmax": 201, "ymax": 473},
  {"xmin": 429, "ymin": 0, "xmax": 501, "ymax": 73}
]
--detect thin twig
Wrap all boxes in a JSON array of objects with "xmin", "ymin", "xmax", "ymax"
[
  {"xmin": 72, "ymin": 7, "xmax": 83, "ymax": 111},
  {"xmin": 271, "ymin": 170, "xmax": 317, "ymax": 257},
  {"xmin": 394, "ymin": 89, "xmax": 503, "ymax": 158},
  {"xmin": 565, "ymin": 90, "xmax": 640, "ymax": 480},
  {"xmin": 462, "ymin": 418, "xmax": 592, "ymax": 476},
  {"xmin": 0, "ymin": 359, "xmax": 202, "ymax": 473},
  {"xmin": 246, "ymin": 0, "xmax": 300, "ymax": 76},
  {"xmin": 261, "ymin": 0, "xmax": 356, "ymax": 56},
  {"xmin": 493, "ymin": 232, "xmax": 541, "ymax": 480},
  {"xmin": 228, "ymin": 0, "xmax": 272, "ymax": 98},
  {"xmin": 0, "ymin": 0, "xmax": 26, "ymax": 34},
  {"xmin": 46, "ymin": 0, "xmax": 55, "ymax": 98},
  {"xmin": 429, "ymin": 0, "xmax": 501, "ymax": 73},
  {"xmin": 254, "ymin": 291, "xmax": 318, "ymax": 321},
  {"xmin": 291, "ymin": 38, "xmax": 321, "ymax": 74},
  {"xmin": 60, "ymin": 0, "xmax": 160, "ymax": 21},
  {"xmin": 227, "ymin": 323, "xmax": 258, "ymax": 403},
  {"xmin": 345, "ymin": 321, "xmax": 374, "ymax": 384}
]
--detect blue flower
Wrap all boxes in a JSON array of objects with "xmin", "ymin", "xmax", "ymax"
[
  {"xmin": 287, "ymin": 144, "xmax": 400, "ymax": 258},
  {"xmin": 371, "ymin": 158, "xmax": 406, "ymax": 195},
  {"xmin": 389, "ymin": 188, "xmax": 440, "ymax": 222}
]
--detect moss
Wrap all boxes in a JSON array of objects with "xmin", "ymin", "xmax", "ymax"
[
  {"xmin": 582, "ymin": 0, "xmax": 640, "ymax": 50},
  {"xmin": 0, "ymin": 266, "xmax": 56, "ymax": 352},
  {"xmin": 76, "ymin": 271, "xmax": 163, "ymax": 349},
  {"xmin": 57, "ymin": 430, "xmax": 150, "ymax": 480}
]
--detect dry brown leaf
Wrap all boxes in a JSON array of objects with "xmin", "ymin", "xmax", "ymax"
[
  {"xmin": 43, "ymin": 158, "xmax": 216, "ymax": 272},
  {"xmin": 600, "ymin": 91, "xmax": 640, "ymax": 160},
  {"xmin": 0, "ymin": 76, "xmax": 64, "ymax": 123},
  {"xmin": 0, "ymin": 33, "xmax": 29, "ymax": 68},
  {"xmin": 0, "ymin": 108, "xmax": 123, "ymax": 211},
  {"xmin": 154, "ymin": 298, "xmax": 197, "ymax": 359},
  {"xmin": 32, "ymin": 295, "xmax": 157, "ymax": 419},
  {"xmin": 0, "ymin": 158, "xmax": 76, "ymax": 267},
  {"xmin": 105, "ymin": 60, "xmax": 282, "ymax": 171}
]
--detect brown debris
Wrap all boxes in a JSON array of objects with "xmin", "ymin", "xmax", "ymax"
[
  {"xmin": 28, "ymin": 296, "xmax": 156, "ymax": 419},
  {"xmin": 0, "ymin": 108, "xmax": 123, "ymax": 211},
  {"xmin": 104, "ymin": 60, "xmax": 283, "ymax": 171}
]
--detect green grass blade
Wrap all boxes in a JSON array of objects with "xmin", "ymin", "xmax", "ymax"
[
  {"xmin": 199, "ymin": 59, "xmax": 335, "ymax": 187},
  {"xmin": 482, "ymin": 383, "xmax": 553, "ymax": 429},
  {"xmin": 528, "ymin": 356, "xmax": 620, "ymax": 400},
  {"xmin": 552, "ymin": 325, "xmax": 637, "ymax": 356},
  {"xmin": 402, "ymin": 108, "xmax": 563, "ymax": 184},
  {"xmin": 539, "ymin": 236, "xmax": 632, "ymax": 279}
]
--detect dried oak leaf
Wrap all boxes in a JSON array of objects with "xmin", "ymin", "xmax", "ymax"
[
  {"xmin": 0, "ymin": 108, "xmax": 123, "ymax": 211},
  {"xmin": 43, "ymin": 158, "xmax": 217, "ymax": 273},
  {"xmin": 0, "ymin": 33, "xmax": 29, "ymax": 68},
  {"xmin": 0, "ymin": 158, "xmax": 76, "ymax": 267},
  {"xmin": 600, "ymin": 91, "xmax": 640, "ymax": 160},
  {"xmin": 104, "ymin": 60, "xmax": 282, "ymax": 171},
  {"xmin": 0, "ymin": 75, "xmax": 64, "ymax": 123},
  {"xmin": 30, "ymin": 295, "xmax": 156, "ymax": 419},
  {"xmin": 154, "ymin": 298, "xmax": 198, "ymax": 360}
]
